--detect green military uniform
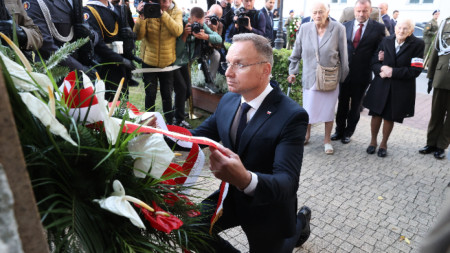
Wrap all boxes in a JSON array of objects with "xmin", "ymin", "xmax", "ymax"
[
  {"xmin": 5, "ymin": 0, "xmax": 43, "ymax": 50},
  {"xmin": 423, "ymin": 18, "xmax": 439, "ymax": 58},
  {"xmin": 425, "ymin": 16, "xmax": 450, "ymax": 153}
]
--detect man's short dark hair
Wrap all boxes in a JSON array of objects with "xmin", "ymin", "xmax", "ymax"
[
  {"xmin": 393, "ymin": 10, "xmax": 399, "ymax": 14},
  {"xmin": 190, "ymin": 7, "xmax": 205, "ymax": 19},
  {"xmin": 355, "ymin": 0, "xmax": 372, "ymax": 6}
]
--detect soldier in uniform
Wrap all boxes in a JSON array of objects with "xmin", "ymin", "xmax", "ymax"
[
  {"xmin": 25, "ymin": 0, "xmax": 96, "ymax": 77},
  {"xmin": 1, "ymin": 0, "xmax": 43, "ymax": 51},
  {"xmin": 83, "ymin": 0, "xmax": 136, "ymax": 101},
  {"xmin": 419, "ymin": 15, "xmax": 450, "ymax": 159},
  {"xmin": 423, "ymin": 10, "xmax": 440, "ymax": 59}
]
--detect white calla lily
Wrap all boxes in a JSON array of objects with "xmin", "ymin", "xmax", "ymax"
[
  {"xmin": 94, "ymin": 180, "xmax": 154, "ymax": 230},
  {"xmin": 128, "ymin": 134, "xmax": 175, "ymax": 178},
  {"xmin": 94, "ymin": 77, "xmax": 120, "ymax": 145},
  {"xmin": 0, "ymin": 51, "xmax": 52, "ymax": 92},
  {"xmin": 18, "ymin": 92, "xmax": 77, "ymax": 146}
]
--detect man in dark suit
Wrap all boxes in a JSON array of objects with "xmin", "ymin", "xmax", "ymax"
[
  {"xmin": 261, "ymin": 0, "xmax": 274, "ymax": 44},
  {"xmin": 332, "ymin": 0, "xmax": 385, "ymax": 144},
  {"xmin": 379, "ymin": 2, "xmax": 392, "ymax": 34},
  {"xmin": 390, "ymin": 10, "xmax": 399, "ymax": 34},
  {"xmin": 191, "ymin": 33, "xmax": 311, "ymax": 252}
]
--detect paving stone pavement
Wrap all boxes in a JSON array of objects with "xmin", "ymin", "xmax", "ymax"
[{"xmin": 191, "ymin": 113, "xmax": 449, "ymax": 252}]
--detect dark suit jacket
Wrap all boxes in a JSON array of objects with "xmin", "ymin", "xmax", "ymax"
[
  {"xmin": 363, "ymin": 35, "xmax": 424, "ymax": 121},
  {"xmin": 343, "ymin": 19, "xmax": 385, "ymax": 87},
  {"xmin": 381, "ymin": 14, "xmax": 392, "ymax": 33},
  {"xmin": 191, "ymin": 84, "xmax": 308, "ymax": 238},
  {"xmin": 261, "ymin": 7, "xmax": 273, "ymax": 41}
]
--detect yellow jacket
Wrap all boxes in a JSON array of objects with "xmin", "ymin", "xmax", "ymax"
[{"xmin": 134, "ymin": 2, "xmax": 183, "ymax": 68}]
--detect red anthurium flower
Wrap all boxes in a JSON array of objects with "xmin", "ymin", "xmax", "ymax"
[
  {"xmin": 134, "ymin": 201, "xmax": 183, "ymax": 233},
  {"xmin": 164, "ymin": 193, "xmax": 201, "ymax": 217}
]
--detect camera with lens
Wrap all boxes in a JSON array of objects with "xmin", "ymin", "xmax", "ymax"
[
  {"xmin": 191, "ymin": 22, "xmax": 202, "ymax": 34},
  {"xmin": 139, "ymin": 0, "xmax": 161, "ymax": 19},
  {"xmin": 208, "ymin": 14, "xmax": 219, "ymax": 26},
  {"xmin": 235, "ymin": 7, "xmax": 257, "ymax": 27}
]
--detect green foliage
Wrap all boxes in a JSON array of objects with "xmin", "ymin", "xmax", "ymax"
[
  {"xmin": 272, "ymin": 48, "xmax": 303, "ymax": 105},
  {"xmin": 1, "ymin": 42, "xmax": 212, "ymax": 252},
  {"xmin": 33, "ymin": 37, "xmax": 89, "ymax": 82}
]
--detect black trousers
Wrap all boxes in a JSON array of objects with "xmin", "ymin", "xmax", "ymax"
[
  {"xmin": 98, "ymin": 63, "xmax": 128, "ymax": 102},
  {"xmin": 196, "ymin": 190, "xmax": 304, "ymax": 253},
  {"xmin": 335, "ymin": 80, "xmax": 369, "ymax": 136},
  {"xmin": 142, "ymin": 63, "xmax": 174, "ymax": 124},
  {"xmin": 173, "ymin": 65, "xmax": 191, "ymax": 123}
]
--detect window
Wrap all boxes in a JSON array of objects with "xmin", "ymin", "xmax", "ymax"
[
  {"xmin": 409, "ymin": 0, "xmax": 433, "ymax": 3},
  {"xmin": 331, "ymin": 0, "xmax": 347, "ymax": 3}
]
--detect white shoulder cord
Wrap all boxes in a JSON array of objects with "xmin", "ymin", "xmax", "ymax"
[
  {"xmin": 37, "ymin": 0, "xmax": 74, "ymax": 42},
  {"xmin": 436, "ymin": 19, "xmax": 450, "ymax": 56}
]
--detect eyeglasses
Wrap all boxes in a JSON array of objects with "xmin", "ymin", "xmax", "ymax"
[{"xmin": 221, "ymin": 61, "xmax": 268, "ymax": 71}]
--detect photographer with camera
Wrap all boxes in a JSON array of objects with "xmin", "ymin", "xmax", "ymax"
[
  {"xmin": 83, "ymin": 0, "xmax": 136, "ymax": 101},
  {"xmin": 229, "ymin": 0, "xmax": 265, "ymax": 39},
  {"xmin": 134, "ymin": 0, "xmax": 183, "ymax": 125},
  {"xmin": 171, "ymin": 7, "xmax": 222, "ymax": 127},
  {"xmin": 1, "ymin": 0, "xmax": 42, "ymax": 51}
]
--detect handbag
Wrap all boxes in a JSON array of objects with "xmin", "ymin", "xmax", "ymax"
[{"xmin": 315, "ymin": 51, "xmax": 340, "ymax": 91}]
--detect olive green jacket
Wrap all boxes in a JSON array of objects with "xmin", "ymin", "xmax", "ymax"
[
  {"xmin": 427, "ymin": 17, "xmax": 450, "ymax": 90},
  {"xmin": 5, "ymin": 0, "xmax": 43, "ymax": 50}
]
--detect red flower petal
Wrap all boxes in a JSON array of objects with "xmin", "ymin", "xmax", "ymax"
[{"xmin": 135, "ymin": 202, "xmax": 183, "ymax": 233}]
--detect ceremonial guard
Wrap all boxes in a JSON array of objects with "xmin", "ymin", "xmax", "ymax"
[
  {"xmin": 83, "ymin": 0, "xmax": 136, "ymax": 100},
  {"xmin": 1, "ymin": 0, "xmax": 43, "ymax": 50},
  {"xmin": 25, "ymin": 0, "xmax": 96, "ymax": 77},
  {"xmin": 423, "ymin": 10, "xmax": 440, "ymax": 59},
  {"xmin": 419, "ymin": 16, "xmax": 450, "ymax": 159}
]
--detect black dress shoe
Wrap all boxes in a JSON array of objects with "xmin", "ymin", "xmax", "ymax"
[
  {"xmin": 434, "ymin": 148, "xmax": 446, "ymax": 159},
  {"xmin": 295, "ymin": 206, "xmax": 311, "ymax": 247},
  {"xmin": 378, "ymin": 148, "xmax": 387, "ymax": 157},
  {"xmin": 366, "ymin": 145, "xmax": 376, "ymax": 154},
  {"xmin": 331, "ymin": 133, "xmax": 343, "ymax": 141},
  {"xmin": 341, "ymin": 136, "xmax": 351, "ymax": 144},
  {"xmin": 419, "ymin": 145, "xmax": 437, "ymax": 154}
]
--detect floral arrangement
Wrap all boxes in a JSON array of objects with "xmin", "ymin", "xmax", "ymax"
[
  {"xmin": 287, "ymin": 17, "xmax": 301, "ymax": 46},
  {"xmin": 0, "ymin": 33, "xmax": 216, "ymax": 252}
]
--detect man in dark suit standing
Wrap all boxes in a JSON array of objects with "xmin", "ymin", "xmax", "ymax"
[
  {"xmin": 378, "ymin": 2, "xmax": 392, "ymax": 34},
  {"xmin": 261, "ymin": 0, "xmax": 275, "ymax": 44},
  {"xmin": 191, "ymin": 33, "xmax": 311, "ymax": 252},
  {"xmin": 332, "ymin": 0, "xmax": 385, "ymax": 144}
]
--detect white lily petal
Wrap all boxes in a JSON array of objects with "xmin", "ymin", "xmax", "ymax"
[
  {"xmin": 19, "ymin": 92, "xmax": 77, "ymax": 146},
  {"xmin": 92, "ymin": 79, "xmax": 120, "ymax": 145},
  {"xmin": 128, "ymin": 134, "xmax": 175, "ymax": 179},
  {"xmin": 94, "ymin": 180, "xmax": 146, "ymax": 229},
  {"xmin": 0, "ymin": 52, "xmax": 52, "ymax": 92},
  {"xmin": 82, "ymin": 72, "xmax": 94, "ymax": 89},
  {"xmin": 94, "ymin": 196, "xmax": 146, "ymax": 229}
]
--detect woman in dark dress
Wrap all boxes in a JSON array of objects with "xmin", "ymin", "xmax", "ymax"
[{"xmin": 363, "ymin": 18, "xmax": 424, "ymax": 157}]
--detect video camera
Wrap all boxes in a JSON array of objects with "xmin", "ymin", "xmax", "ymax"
[
  {"xmin": 139, "ymin": 0, "xmax": 161, "ymax": 19},
  {"xmin": 235, "ymin": 7, "xmax": 258, "ymax": 27}
]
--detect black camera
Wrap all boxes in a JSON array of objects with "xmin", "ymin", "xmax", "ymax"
[
  {"xmin": 139, "ymin": 0, "xmax": 161, "ymax": 19},
  {"xmin": 209, "ymin": 14, "xmax": 219, "ymax": 26},
  {"xmin": 191, "ymin": 22, "xmax": 202, "ymax": 34},
  {"xmin": 235, "ymin": 7, "xmax": 257, "ymax": 27}
]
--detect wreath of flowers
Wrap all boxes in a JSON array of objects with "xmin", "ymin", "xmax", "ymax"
[{"xmin": 288, "ymin": 17, "xmax": 301, "ymax": 45}]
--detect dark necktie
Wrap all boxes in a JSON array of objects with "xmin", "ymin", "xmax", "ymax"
[
  {"xmin": 353, "ymin": 23, "xmax": 364, "ymax": 48},
  {"xmin": 235, "ymin": 102, "xmax": 251, "ymax": 150}
]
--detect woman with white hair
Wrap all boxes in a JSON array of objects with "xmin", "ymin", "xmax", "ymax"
[
  {"xmin": 363, "ymin": 18, "xmax": 424, "ymax": 157},
  {"xmin": 288, "ymin": 1, "xmax": 349, "ymax": 154}
]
